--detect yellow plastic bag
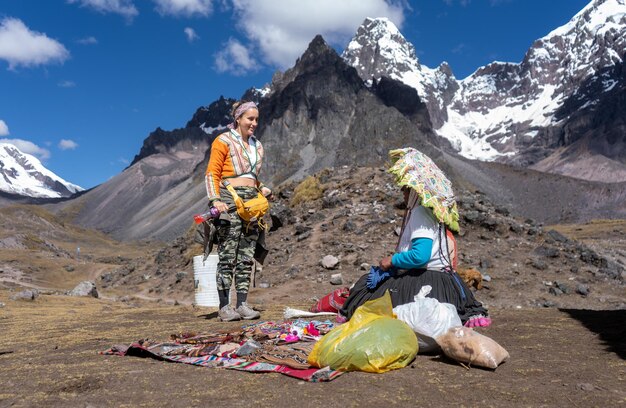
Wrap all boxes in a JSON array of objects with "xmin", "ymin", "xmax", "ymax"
[{"xmin": 308, "ymin": 291, "xmax": 418, "ymax": 373}]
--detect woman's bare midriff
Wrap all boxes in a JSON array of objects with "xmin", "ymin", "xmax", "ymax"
[{"xmin": 226, "ymin": 177, "xmax": 257, "ymax": 187}]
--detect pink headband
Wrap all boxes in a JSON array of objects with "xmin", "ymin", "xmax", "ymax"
[{"xmin": 227, "ymin": 102, "xmax": 258, "ymax": 129}]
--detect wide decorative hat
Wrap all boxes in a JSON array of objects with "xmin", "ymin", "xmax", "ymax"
[{"xmin": 388, "ymin": 148, "xmax": 460, "ymax": 232}]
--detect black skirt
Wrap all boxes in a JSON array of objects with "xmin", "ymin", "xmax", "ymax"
[{"xmin": 339, "ymin": 268, "xmax": 488, "ymax": 324}]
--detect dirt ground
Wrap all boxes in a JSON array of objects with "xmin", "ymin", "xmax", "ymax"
[
  {"xmin": 0, "ymin": 289, "xmax": 624, "ymax": 408},
  {"xmin": 0, "ymin": 169, "xmax": 625, "ymax": 407}
]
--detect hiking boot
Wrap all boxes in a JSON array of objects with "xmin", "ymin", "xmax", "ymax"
[
  {"xmin": 235, "ymin": 302, "xmax": 260, "ymax": 320},
  {"xmin": 218, "ymin": 305, "xmax": 241, "ymax": 322}
]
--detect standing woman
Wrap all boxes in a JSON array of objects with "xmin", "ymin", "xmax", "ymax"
[{"xmin": 205, "ymin": 100, "xmax": 272, "ymax": 321}]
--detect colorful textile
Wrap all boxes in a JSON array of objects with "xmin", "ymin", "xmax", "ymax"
[
  {"xmin": 227, "ymin": 102, "xmax": 258, "ymax": 129},
  {"xmin": 388, "ymin": 148, "xmax": 460, "ymax": 232},
  {"xmin": 100, "ymin": 320, "xmax": 343, "ymax": 382},
  {"xmin": 309, "ymin": 287, "xmax": 350, "ymax": 313}
]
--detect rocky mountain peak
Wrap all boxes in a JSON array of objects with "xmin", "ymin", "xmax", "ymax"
[
  {"xmin": 129, "ymin": 96, "xmax": 235, "ymax": 167},
  {"xmin": 342, "ymin": 17, "xmax": 420, "ymax": 82},
  {"xmin": 342, "ymin": 17, "xmax": 458, "ymax": 128},
  {"xmin": 268, "ymin": 35, "xmax": 353, "ymax": 97}
]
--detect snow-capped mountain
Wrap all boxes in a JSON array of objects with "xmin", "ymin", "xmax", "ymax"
[
  {"xmin": 0, "ymin": 143, "xmax": 83, "ymax": 198},
  {"xmin": 342, "ymin": 17, "xmax": 459, "ymax": 129},
  {"xmin": 342, "ymin": 0, "xmax": 626, "ymax": 182}
]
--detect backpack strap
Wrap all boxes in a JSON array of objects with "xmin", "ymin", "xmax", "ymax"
[{"xmin": 222, "ymin": 179, "xmax": 239, "ymax": 199}]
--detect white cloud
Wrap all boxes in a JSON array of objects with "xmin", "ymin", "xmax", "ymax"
[
  {"xmin": 0, "ymin": 18, "xmax": 70, "ymax": 70},
  {"xmin": 67, "ymin": 0, "xmax": 139, "ymax": 20},
  {"xmin": 0, "ymin": 138, "xmax": 51, "ymax": 160},
  {"xmin": 229, "ymin": 0, "xmax": 407, "ymax": 68},
  {"xmin": 59, "ymin": 139, "xmax": 79, "ymax": 150},
  {"xmin": 184, "ymin": 27, "xmax": 199, "ymax": 42},
  {"xmin": 0, "ymin": 120, "xmax": 8, "ymax": 136},
  {"xmin": 153, "ymin": 0, "xmax": 213, "ymax": 17},
  {"xmin": 77, "ymin": 36, "xmax": 98, "ymax": 45},
  {"xmin": 114, "ymin": 157, "xmax": 130, "ymax": 165},
  {"xmin": 214, "ymin": 38, "xmax": 257, "ymax": 75},
  {"xmin": 451, "ymin": 43, "xmax": 465, "ymax": 54},
  {"xmin": 58, "ymin": 80, "xmax": 76, "ymax": 87}
]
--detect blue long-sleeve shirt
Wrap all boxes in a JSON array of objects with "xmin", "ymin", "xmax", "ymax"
[{"xmin": 391, "ymin": 237, "xmax": 433, "ymax": 269}]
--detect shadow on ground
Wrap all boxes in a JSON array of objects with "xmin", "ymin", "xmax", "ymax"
[{"xmin": 560, "ymin": 308, "xmax": 626, "ymax": 360}]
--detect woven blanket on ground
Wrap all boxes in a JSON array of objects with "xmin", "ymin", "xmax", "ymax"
[{"xmin": 100, "ymin": 320, "xmax": 343, "ymax": 382}]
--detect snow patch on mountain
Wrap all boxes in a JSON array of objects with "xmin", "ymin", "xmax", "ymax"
[{"xmin": 0, "ymin": 143, "xmax": 83, "ymax": 198}]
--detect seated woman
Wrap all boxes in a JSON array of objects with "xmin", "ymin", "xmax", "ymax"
[{"xmin": 339, "ymin": 152, "xmax": 491, "ymax": 328}]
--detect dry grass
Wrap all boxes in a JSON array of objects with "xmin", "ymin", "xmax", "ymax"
[
  {"xmin": 290, "ymin": 176, "xmax": 324, "ymax": 206},
  {"xmin": 0, "ymin": 205, "xmax": 159, "ymax": 291},
  {"xmin": 1, "ymin": 291, "xmax": 624, "ymax": 407},
  {"xmin": 548, "ymin": 219, "xmax": 626, "ymax": 240}
]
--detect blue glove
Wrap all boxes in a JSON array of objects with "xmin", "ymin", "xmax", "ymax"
[{"xmin": 366, "ymin": 266, "xmax": 396, "ymax": 290}]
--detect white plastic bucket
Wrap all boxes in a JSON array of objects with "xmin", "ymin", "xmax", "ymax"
[{"xmin": 193, "ymin": 254, "xmax": 219, "ymax": 307}]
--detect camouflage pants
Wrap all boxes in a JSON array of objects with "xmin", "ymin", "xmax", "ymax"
[{"xmin": 215, "ymin": 186, "xmax": 260, "ymax": 293}]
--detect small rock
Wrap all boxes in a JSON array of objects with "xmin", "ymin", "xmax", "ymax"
[
  {"xmin": 547, "ymin": 230, "xmax": 569, "ymax": 243},
  {"xmin": 175, "ymin": 272, "xmax": 187, "ymax": 283},
  {"xmin": 10, "ymin": 290, "xmax": 38, "ymax": 301},
  {"xmin": 576, "ymin": 284, "xmax": 590, "ymax": 296},
  {"xmin": 543, "ymin": 300, "xmax": 556, "ymax": 308},
  {"xmin": 342, "ymin": 220, "xmax": 357, "ymax": 232},
  {"xmin": 321, "ymin": 255, "xmax": 339, "ymax": 269},
  {"xmin": 495, "ymin": 206, "xmax": 510, "ymax": 216},
  {"xmin": 549, "ymin": 287, "xmax": 563, "ymax": 296},
  {"xmin": 463, "ymin": 211, "xmax": 484, "ymax": 224},
  {"xmin": 527, "ymin": 227, "xmax": 539, "ymax": 236},
  {"xmin": 294, "ymin": 224, "xmax": 312, "ymax": 236},
  {"xmin": 69, "ymin": 281, "xmax": 99, "ymax": 298},
  {"xmin": 64, "ymin": 265, "xmax": 75, "ymax": 272},
  {"xmin": 330, "ymin": 273, "xmax": 343, "ymax": 285},
  {"xmin": 555, "ymin": 282, "xmax": 570, "ymax": 294},
  {"xmin": 576, "ymin": 383, "xmax": 595, "ymax": 392},
  {"xmin": 530, "ymin": 259, "xmax": 548, "ymax": 270},
  {"xmin": 259, "ymin": 282, "xmax": 270, "ymax": 288},
  {"xmin": 296, "ymin": 231, "xmax": 311, "ymax": 241},
  {"xmin": 534, "ymin": 245, "xmax": 560, "ymax": 258},
  {"xmin": 0, "ymin": 302, "xmax": 5, "ymax": 308},
  {"xmin": 360, "ymin": 263, "xmax": 370, "ymax": 271},
  {"xmin": 285, "ymin": 266, "xmax": 300, "ymax": 279},
  {"xmin": 100, "ymin": 272, "xmax": 113, "ymax": 283}
]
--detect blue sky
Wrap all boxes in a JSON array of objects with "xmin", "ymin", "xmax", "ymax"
[{"xmin": 0, "ymin": 0, "xmax": 590, "ymax": 189}]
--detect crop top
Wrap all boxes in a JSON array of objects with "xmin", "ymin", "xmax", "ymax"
[{"xmin": 205, "ymin": 130, "xmax": 265, "ymax": 202}]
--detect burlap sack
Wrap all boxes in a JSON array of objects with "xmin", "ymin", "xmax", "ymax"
[{"xmin": 436, "ymin": 326, "xmax": 509, "ymax": 369}]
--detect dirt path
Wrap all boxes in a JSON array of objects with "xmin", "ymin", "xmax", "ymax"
[{"xmin": 0, "ymin": 290, "xmax": 624, "ymax": 408}]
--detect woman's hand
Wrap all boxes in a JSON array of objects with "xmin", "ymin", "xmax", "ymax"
[
  {"xmin": 213, "ymin": 200, "xmax": 229, "ymax": 213},
  {"xmin": 261, "ymin": 186, "xmax": 274, "ymax": 200},
  {"xmin": 379, "ymin": 255, "xmax": 393, "ymax": 271}
]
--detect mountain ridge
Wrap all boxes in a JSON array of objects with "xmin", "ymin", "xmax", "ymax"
[{"xmin": 342, "ymin": 0, "xmax": 626, "ymax": 182}]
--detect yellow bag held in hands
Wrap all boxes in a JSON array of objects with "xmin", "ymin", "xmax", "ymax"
[{"xmin": 223, "ymin": 181, "xmax": 270, "ymax": 226}]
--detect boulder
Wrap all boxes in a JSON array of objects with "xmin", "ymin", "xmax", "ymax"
[{"xmin": 69, "ymin": 281, "xmax": 99, "ymax": 298}]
